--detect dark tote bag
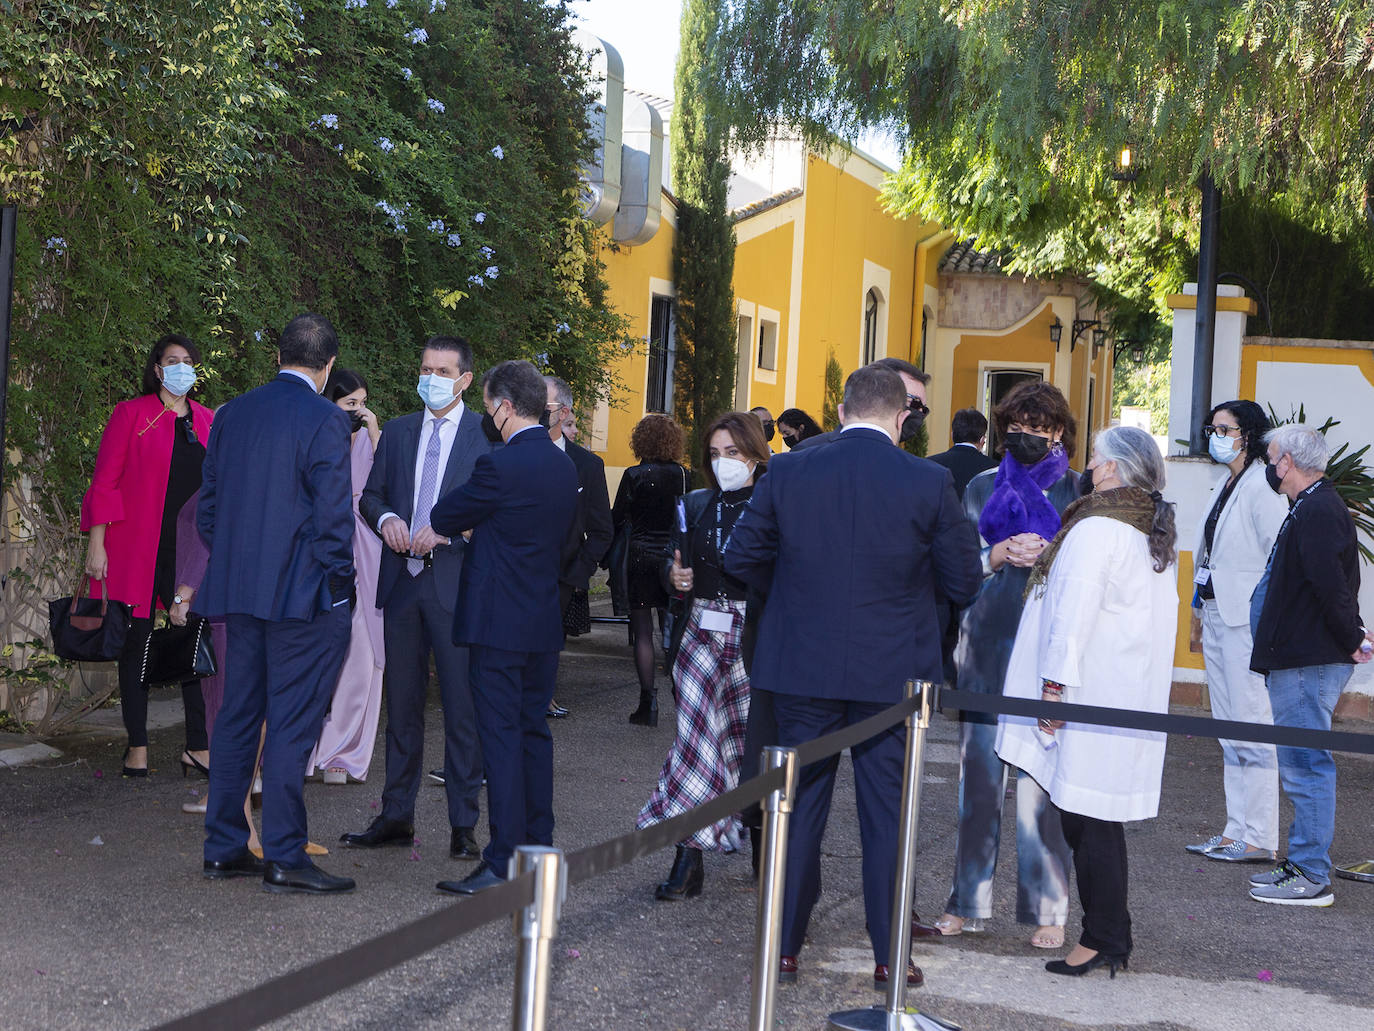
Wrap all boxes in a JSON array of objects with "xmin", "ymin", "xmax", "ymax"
[
  {"xmin": 562, "ymin": 587, "xmax": 592, "ymax": 637},
  {"xmin": 141, "ymin": 616, "xmax": 217, "ymax": 686},
  {"xmin": 48, "ymin": 576, "xmax": 133, "ymax": 663}
]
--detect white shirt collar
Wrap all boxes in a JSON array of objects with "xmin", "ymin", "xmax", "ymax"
[
  {"xmin": 423, "ymin": 398, "xmax": 466, "ymax": 425},
  {"xmin": 840, "ymin": 421, "xmax": 894, "ymax": 441},
  {"xmin": 280, "ymin": 368, "xmax": 320, "ymax": 393},
  {"xmin": 553, "ymin": 433, "xmax": 567, "ymax": 451}
]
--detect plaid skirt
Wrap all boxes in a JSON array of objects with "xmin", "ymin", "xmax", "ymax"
[{"xmin": 636, "ymin": 597, "xmax": 751, "ymax": 851}]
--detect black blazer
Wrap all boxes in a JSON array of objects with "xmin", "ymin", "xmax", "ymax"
[
  {"xmin": 430, "ymin": 427, "xmax": 579, "ymax": 653},
  {"xmin": 928, "ymin": 444, "xmax": 998, "ymax": 499},
  {"xmin": 1251, "ymin": 479, "xmax": 1364, "ymax": 673},
  {"xmin": 726, "ymin": 428, "xmax": 982, "ymax": 701},
  {"xmin": 560, "ymin": 440, "xmax": 614, "ymax": 590},
  {"xmin": 359, "ymin": 405, "xmax": 494, "ymax": 613}
]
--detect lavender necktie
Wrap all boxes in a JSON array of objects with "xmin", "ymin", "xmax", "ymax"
[{"xmin": 407, "ymin": 417, "xmax": 443, "ymax": 576}]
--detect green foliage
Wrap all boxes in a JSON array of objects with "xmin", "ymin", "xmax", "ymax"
[
  {"xmin": 821, "ymin": 349, "xmax": 842, "ymax": 430},
  {"xmin": 715, "ymin": 0, "xmax": 1374, "ymax": 347},
  {"xmin": 1111, "ymin": 360, "xmax": 1172, "ymax": 435},
  {"xmin": 671, "ymin": 0, "xmax": 738, "ymax": 475},
  {"xmin": 0, "ymin": 0, "xmax": 629, "ymax": 726}
]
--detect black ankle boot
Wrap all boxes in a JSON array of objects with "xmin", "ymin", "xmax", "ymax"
[
  {"xmin": 628, "ymin": 690, "xmax": 659, "ymax": 727},
  {"xmin": 654, "ymin": 845, "xmax": 704, "ymax": 900}
]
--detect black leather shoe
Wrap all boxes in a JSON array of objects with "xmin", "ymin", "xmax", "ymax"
[
  {"xmin": 911, "ymin": 908, "xmax": 944, "ymax": 939},
  {"xmin": 437, "ymin": 859, "xmax": 506, "ymax": 895},
  {"xmin": 427, "ymin": 769, "xmax": 445, "ymax": 785},
  {"xmin": 546, "ymin": 701, "xmax": 569, "ymax": 719},
  {"xmin": 262, "ymin": 860, "xmax": 356, "ymax": 894},
  {"xmin": 203, "ymin": 853, "xmax": 265, "ymax": 880},
  {"xmin": 450, "ymin": 826, "xmax": 480, "ymax": 860},
  {"xmin": 654, "ymin": 845, "xmax": 704, "ymax": 900},
  {"xmin": 339, "ymin": 815, "xmax": 414, "ymax": 848}
]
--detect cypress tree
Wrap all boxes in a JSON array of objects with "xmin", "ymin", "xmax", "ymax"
[{"xmin": 671, "ymin": 0, "xmax": 737, "ymax": 477}]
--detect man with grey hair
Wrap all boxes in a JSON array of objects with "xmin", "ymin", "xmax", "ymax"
[{"xmin": 1247, "ymin": 423, "xmax": 1374, "ymax": 906}]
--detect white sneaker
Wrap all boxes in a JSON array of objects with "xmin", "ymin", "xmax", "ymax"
[{"xmin": 1249, "ymin": 864, "xmax": 1335, "ymax": 906}]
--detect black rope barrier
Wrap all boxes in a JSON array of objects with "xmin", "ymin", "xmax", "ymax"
[{"xmin": 942, "ymin": 688, "xmax": 1374, "ymax": 755}]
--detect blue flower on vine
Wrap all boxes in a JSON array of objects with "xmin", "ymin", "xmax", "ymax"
[
  {"xmin": 428, "ymin": 219, "xmax": 446, "ymax": 233},
  {"xmin": 405, "ymin": 27, "xmax": 429, "ymax": 44},
  {"xmin": 479, "ymin": 245, "xmax": 494, "ymax": 259},
  {"xmin": 377, "ymin": 137, "xmax": 394, "ymax": 153},
  {"xmin": 556, "ymin": 322, "xmax": 571, "ymax": 334},
  {"xmin": 426, "ymin": 98, "xmax": 445, "ymax": 114},
  {"xmin": 430, "ymin": 0, "xmax": 446, "ymax": 10},
  {"xmin": 491, "ymin": 145, "xmax": 504, "ymax": 160},
  {"xmin": 401, "ymin": 67, "xmax": 414, "ymax": 80},
  {"xmin": 344, "ymin": 0, "xmax": 365, "ymax": 8},
  {"xmin": 44, "ymin": 237, "xmax": 66, "ymax": 255},
  {"xmin": 376, "ymin": 200, "xmax": 408, "ymax": 233},
  {"xmin": 318, "ymin": 113, "xmax": 338, "ymax": 130},
  {"xmin": 485, "ymin": 266, "xmax": 499, "ymax": 279},
  {"xmin": 473, "ymin": 212, "xmax": 486, "ymax": 224},
  {"xmin": 446, "ymin": 233, "xmax": 462, "ymax": 248},
  {"xmin": 467, "ymin": 274, "xmax": 485, "ymax": 286},
  {"xmin": 385, "ymin": 0, "xmax": 397, "ymax": 6},
  {"xmin": 254, "ymin": 330, "xmax": 263, "ymax": 342}
]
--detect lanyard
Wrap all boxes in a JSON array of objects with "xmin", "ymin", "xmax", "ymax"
[{"xmin": 1266, "ymin": 478, "xmax": 1324, "ymax": 564}]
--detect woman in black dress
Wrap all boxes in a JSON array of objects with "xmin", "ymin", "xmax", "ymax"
[{"xmin": 612, "ymin": 414, "xmax": 688, "ymax": 726}]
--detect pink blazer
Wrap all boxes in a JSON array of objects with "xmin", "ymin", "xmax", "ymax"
[{"xmin": 81, "ymin": 394, "xmax": 214, "ymax": 619}]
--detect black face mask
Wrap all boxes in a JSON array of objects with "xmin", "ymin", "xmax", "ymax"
[
  {"xmin": 899, "ymin": 407, "xmax": 926, "ymax": 444},
  {"xmin": 1003, "ymin": 431, "xmax": 1052, "ymax": 466},
  {"xmin": 348, "ymin": 412, "xmax": 366, "ymax": 434},
  {"xmin": 481, "ymin": 410, "xmax": 504, "ymax": 443},
  {"xmin": 538, "ymin": 408, "xmax": 552, "ymax": 430},
  {"xmin": 761, "ymin": 419, "xmax": 775, "ymax": 442},
  {"xmin": 1079, "ymin": 466, "xmax": 1095, "ymax": 496},
  {"xmin": 1265, "ymin": 460, "xmax": 1284, "ymax": 494},
  {"xmin": 781, "ymin": 433, "xmax": 799, "ymax": 449}
]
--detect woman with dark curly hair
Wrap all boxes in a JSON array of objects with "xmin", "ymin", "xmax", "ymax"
[
  {"xmin": 776, "ymin": 408, "xmax": 823, "ymax": 449},
  {"xmin": 638, "ymin": 411, "xmax": 769, "ymax": 899},
  {"xmin": 613, "ymin": 414, "xmax": 689, "ymax": 725},
  {"xmin": 937, "ymin": 379, "xmax": 1079, "ymax": 949},
  {"xmin": 1185, "ymin": 400, "xmax": 1288, "ymax": 863}
]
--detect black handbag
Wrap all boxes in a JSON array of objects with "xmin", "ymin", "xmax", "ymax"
[
  {"xmin": 141, "ymin": 616, "xmax": 217, "ymax": 685},
  {"xmin": 48, "ymin": 576, "xmax": 133, "ymax": 663},
  {"xmin": 562, "ymin": 587, "xmax": 592, "ymax": 637}
]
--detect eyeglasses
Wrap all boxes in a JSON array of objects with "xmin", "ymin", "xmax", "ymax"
[
  {"xmin": 906, "ymin": 396, "xmax": 930, "ymax": 417},
  {"xmin": 1201, "ymin": 424, "xmax": 1241, "ymax": 438}
]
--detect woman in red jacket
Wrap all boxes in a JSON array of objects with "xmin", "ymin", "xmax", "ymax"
[{"xmin": 83, "ymin": 335, "xmax": 214, "ymax": 777}]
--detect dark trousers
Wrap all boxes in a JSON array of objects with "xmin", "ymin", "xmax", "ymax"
[
  {"xmin": 379, "ymin": 570, "xmax": 482, "ymax": 829},
  {"xmin": 1059, "ymin": 809, "xmax": 1133, "ymax": 957},
  {"xmin": 204, "ymin": 607, "xmax": 350, "ymax": 867},
  {"xmin": 117, "ymin": 615, "xmax": 207, "ymax": 751},
  {"xmin": 469, "ymin": 646, "xmax": 560, "ymax": 869},
  {"xmin": 774, "ymin": 694, "xmax": 905, "ymax": 965}
]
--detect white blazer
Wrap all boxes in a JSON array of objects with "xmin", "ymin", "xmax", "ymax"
[{"xmin": 1191, "ymin": 461, "xmax": 1290, "ymax": 628}]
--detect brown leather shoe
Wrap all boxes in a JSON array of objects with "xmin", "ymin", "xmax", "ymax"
[
  {"xmin": 873, "ymin": 960, "xmax": 923, "ymax": 989},
  {"xmin": 778, "ymin": 955, "xmax": 799, "ymax": 984},
  {"xmin": 911, "ymin": 910, "xmax": 944, "ymax": 939}
]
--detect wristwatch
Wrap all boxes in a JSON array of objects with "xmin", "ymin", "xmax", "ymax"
[{"xmin": 173, "ymin": 594, "xmax": 185, "ymax": 605}]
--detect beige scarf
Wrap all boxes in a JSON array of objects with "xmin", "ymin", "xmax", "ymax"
[{"xmin": 1025, "ymin": 486, "xmax": 1158, "ymax": 598}]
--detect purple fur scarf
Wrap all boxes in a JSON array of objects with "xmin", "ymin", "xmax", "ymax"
[{"xmin": 977, "ymin": 447, "xmax": 1069, "ymax": 545}]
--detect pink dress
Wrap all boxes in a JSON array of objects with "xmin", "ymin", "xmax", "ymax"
[{"xmin": 308, "ymin": 430, "xmax": 385, "ymax": 780}]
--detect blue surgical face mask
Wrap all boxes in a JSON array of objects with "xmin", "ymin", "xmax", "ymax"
[
  {"xmin": 160, "ymin": 362, "xmax": 197, "ymax": 397},
  {"xmin": 1208, "ymin": 434, "xmax": 1239, "ymax": 465},
  {"xmin": 417, "ymin": 373, "xmax": 457, "ymax": 411}
]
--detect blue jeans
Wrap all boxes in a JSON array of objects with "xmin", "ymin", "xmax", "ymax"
[
  {"xmin": 945, "ymin": 718, "xmax": 1071, "ymax": 924},
  {"xmin": 1265, "ymin": 663, "xmax": 1352, "ymax": 885}
]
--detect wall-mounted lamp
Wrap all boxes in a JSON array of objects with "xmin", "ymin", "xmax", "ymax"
[
  {"xmin": 1049, "ymin": 317, "xmax": 1063, "ymax": 348},
  {"xmin": 1111, "ymin": 144, "xmax": 1138, "ymax": 182},
  {"xmin": 1112, "ymin": 338, "xmax": 1147, "ymax": 364},
  {"xmin": 1070, "ymin": 318, "xmax": 1100, "ymax": 352}
]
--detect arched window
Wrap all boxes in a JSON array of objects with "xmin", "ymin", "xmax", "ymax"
[{"xmin": 862, "ymin": 288, "xmax": 879, "ymax": 365}]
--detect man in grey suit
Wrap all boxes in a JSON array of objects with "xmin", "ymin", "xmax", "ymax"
[{"xmin": 340, "ymin": 336, "xmax": 493, "ymax": 861}]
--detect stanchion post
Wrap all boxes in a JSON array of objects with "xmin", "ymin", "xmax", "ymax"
[
  {"xmin": 749, "ymin": 745, "xmax": 799, "ymax": 1031},
  {"xmin": 510, "ymin": 846, "xmax": 566, "ymax": 1031},
  {"xmin": 828, "ymin": 680, "xmax": 959, "ymax": 1031}
]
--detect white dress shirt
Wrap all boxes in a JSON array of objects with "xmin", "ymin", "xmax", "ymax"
[{"xmin": 378, "ymin": 400, "xmax": 466, "ymax": 530}]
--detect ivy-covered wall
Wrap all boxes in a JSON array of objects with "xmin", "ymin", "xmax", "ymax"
[{"xmin": 2, "ymin": 0, "xmax": 628, "ymax": 524}]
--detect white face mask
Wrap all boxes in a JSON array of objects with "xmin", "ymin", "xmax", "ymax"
[
  {"xmin": 160, "ymin": 362, "xmax": 197, "ymax": 397},
  {"xmin": 1208, "ymin": 434, "xmax": 1239, "ymax": 464},
  {"xmin": 712, "ymin": 456, "xmax": 753, "ymax": 492},
  {"xmin": 417, "ymin": 373, "xmax": 457, "ymax": 411}
]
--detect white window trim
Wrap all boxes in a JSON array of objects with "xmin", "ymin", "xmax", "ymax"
[
  {"xmin": 859, "ymin": 260, "xmax": 892, "ymax": 366},
  {"xmin": 755, "ymin": 304, "xmax": 781, "ymax": 384}
]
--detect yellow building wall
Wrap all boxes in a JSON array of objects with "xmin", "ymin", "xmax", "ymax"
[{"xmin": 732, "ymin": 218, "xmax": 796, "ymax": 451}]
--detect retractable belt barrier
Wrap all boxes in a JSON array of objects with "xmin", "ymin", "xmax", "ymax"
[{"xmin": 153, "ymin": 681, "xmax": 1374, "ymax": 1031}]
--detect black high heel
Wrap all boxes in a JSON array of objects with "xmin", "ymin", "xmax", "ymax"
[
  {"xmin": 628, "ymin": 690, "xmax": 659, "ymax": 727},
  {"xmin": 121, "ymin": 749, "xmax": 148, "ymax": 779},
  {"xmin": 180, "ymin": 751, "xmax": 210, "ymax": 779},
  {"xmin": 1045, "ymin": 952, "xmax": 1129, "ymax": 979}
]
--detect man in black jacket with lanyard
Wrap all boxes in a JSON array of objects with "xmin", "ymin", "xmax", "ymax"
[{"xmin": 1248, "ymin": 423, "xmax": 1374, "ymax": 907}]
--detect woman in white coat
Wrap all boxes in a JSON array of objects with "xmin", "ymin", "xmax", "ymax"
[
  {"xmin": 997, "ymin": 425, "xmax": 1178, "ymax": 978},
  {"xmin": 1187, "ymin": 400, "xmax": 1289, "ymax": 862}
]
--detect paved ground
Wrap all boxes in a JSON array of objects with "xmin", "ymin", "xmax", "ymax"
[{"xmin": 3, "ymin": 611, "xmax": 1374, "ymax": 1031}]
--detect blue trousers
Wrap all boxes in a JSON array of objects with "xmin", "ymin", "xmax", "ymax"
[
  {"xmin": 205, "ymin": 607, "xmax": 350, "ymax": 868},
  {"xmin": 1266, "ymin": 663, "xmax": 1352, "ymax": 885},
  {"xmin": 774, "ymin": 695, "xmax": 904, "ymax": 966},
  {"xmin": 469, "ymin": 646, "xmax": 560, "ymax": 869}
]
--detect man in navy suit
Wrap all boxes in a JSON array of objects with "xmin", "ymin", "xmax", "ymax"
[
  {"xmin": 927, "ymin": 408, "xmax": 998, "ymax": 499},
  {"xmin": 726, "ymin": 364, "xmax": 982, "ymax": 984},
  {"xmin": 340, "ymin": 336, "xmax": 494, "ymax": 862},
  {"xmin": 430, "ymin": 360, "xmax": 579, "ymax": 894},
  {"xmin": 198, "ymin": 313, "xmax": 357, "ymax": 894}
]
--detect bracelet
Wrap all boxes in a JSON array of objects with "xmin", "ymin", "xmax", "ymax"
[{"xmin": 1041, "ymin": 679, "xmax": 1065, "ymax": 695}]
